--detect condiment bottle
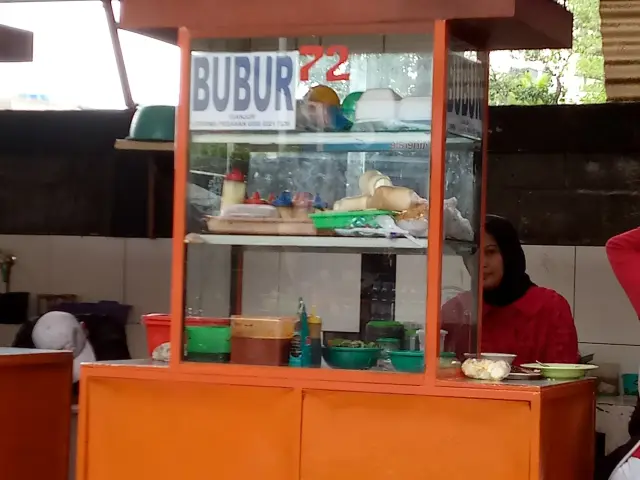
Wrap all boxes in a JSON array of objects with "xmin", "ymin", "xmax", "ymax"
[
  {"xmin": 308, "ymin": 306, "xmax": 322, "ymax": 368},
  {"xmin": 221, "ymin": 168, "xmax": 246, "ymax": 211},
  {"xmin": 289, "ymin": 298, "xmax": 311, "ymax": 367}
]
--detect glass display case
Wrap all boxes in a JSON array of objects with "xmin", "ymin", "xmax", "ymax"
[{"xmin": 180, "ymin": 32, "xmax": 485, "ymax": 378}]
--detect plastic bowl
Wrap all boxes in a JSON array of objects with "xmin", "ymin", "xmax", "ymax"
[
  {"xmin": 389, "ymin": 350, "xmax": 425, "ymax": 373},
  {"xmin": 465, "ymin": 352, "xmax": 517, "ymax": 366},
  {"xmin": 129, "ymin": 105, "xmax": 176, "ymax": 141},
  {"xmin": 520, "ymin": 363, "xmax": 598, "ymax": 380},
  {"xmin": 322, "ymin": 346, "xmax": 380, "ymax": 370}
]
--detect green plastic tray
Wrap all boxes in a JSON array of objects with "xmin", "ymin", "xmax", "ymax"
[{"xmin": 309, "ymin": 210, "xmax": 392, "ymax": 230}]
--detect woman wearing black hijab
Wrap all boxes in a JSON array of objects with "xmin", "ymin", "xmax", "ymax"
[{"xmin": 441, "ymin": 215, "xmax": 579, "ymax": 365}]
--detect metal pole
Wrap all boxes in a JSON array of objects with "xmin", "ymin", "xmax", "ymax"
[{"xmin": 102, "ymin": 0, "xmax": 134, "ymax": 109}]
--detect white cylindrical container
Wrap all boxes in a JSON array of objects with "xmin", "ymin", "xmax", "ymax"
[
  {"xmin": 220, "ymin": 168, "xmax": 246, "ymax": 210},
  {"xmin": 417, "ymin": 329, "xmax": 448, "ymax": 353}
]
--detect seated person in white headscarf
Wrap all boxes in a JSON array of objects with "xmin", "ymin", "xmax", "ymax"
[{"xmin": 13, "ymin": 311, "xmax": 96, "ymax": 401}]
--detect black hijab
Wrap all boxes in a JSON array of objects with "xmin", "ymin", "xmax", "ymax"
[{"xmin": 483, "ymin": 215, "xmax": 535, "ymax": 307}]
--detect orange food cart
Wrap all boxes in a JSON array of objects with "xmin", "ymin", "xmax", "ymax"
[{"xmin": 76, "ymin": 1, "xmax": 595, "ymax": 479}]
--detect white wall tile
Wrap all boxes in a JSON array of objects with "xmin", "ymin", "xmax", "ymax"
[
  {"xmin": 0, "ymin": 324, "xmax": 20, "ymax": 346},
  {"xmin": 185, "ymin": 244, "xmax": 231, "ymax": 318},
  {"xmin": 241, "ymin": 251, "xmax": 280, "ymax": 315},
  {"xmin": 579, "ymin": 342, "xmax": 640, "ymax": 374},
  {"xmin": 50, "ymin": 236, "xmax": 125, "ymax": 303},
  {"xmin": 3, "ymin": 234, "xmax": 640, "ymax": 361},
  {"xmin": 125, "ymin": 324, "xmax": 148, "ymax": 359},
  {"xmin": 0, "ymin": 235, "xmax": 52, "ymax": 315},
  {"xmin": 278, "ymin": 252, "xmax": 361, "ymax": 332},
  {"xmin": 575, "ymin": 246, "xmax": 640, "ymax": 345},
  {"xmin": 523, "ymin": 245, "xmax": 576, "ymax": 311},
  {"xmin": 123, "ymin": 239, "xmax": 171, "ymax": 323}
]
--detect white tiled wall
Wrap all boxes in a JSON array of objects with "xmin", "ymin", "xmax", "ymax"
[{"xmin": 0, "ymin": 235, "xmax": 637, "ymax": 373}]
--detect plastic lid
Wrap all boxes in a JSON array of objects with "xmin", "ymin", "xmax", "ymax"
[
  {"xmin": 245, "ymin": 192, "xmax": 266, "ymax": 205},
  {"xmin": 440, "ymin": 352, "xmax": 457, "ymax": 358},
  {"xmin": 308, "ymin": 305, "xmax": 321, "ymax": 324},
  {"xmin": 376, "ymin": 337, "xmax": 401, "ymax": 344},
  {"xmin": 367, "ymin": 320, "xmax": 403, "ymax": 327},
  {"xmin": 225, "ymin": 168, "xmax": 244, "ymax": 182}
]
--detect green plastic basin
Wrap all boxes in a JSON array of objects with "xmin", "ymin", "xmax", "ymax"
[
  {"xmin": 389, "ymin": 350, "xmax": 424, "ymax": 373},
  {"xmin": 322, "ymin": 346, "xmax": 380, "ymax": 370},
  {"xmin": 129, "ymin": 105, "xmax": 176, "ymax": 142}
]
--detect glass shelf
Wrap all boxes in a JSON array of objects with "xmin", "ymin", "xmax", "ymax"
[
  {"xmin": 188, "ymin": 234, "xmax": 476, "ymax": 255},
  {"xmin": 190, "ymin": 130, "xmax": 473, "ymax": 153}
]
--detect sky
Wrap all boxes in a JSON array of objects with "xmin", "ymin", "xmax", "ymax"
[{"xmin": 0, "ymin": 1, "xmax": 180, "ymax": 108}]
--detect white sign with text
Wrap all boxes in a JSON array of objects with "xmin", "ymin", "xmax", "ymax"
[
  {"xmin": 190, "ymin": 51, "xmax": 299, "ymax": 131},
  {"xmin": 447, "ymin": 53, "xmax": 484, "ymax": 140}
]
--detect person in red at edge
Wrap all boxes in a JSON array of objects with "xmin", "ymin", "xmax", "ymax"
[
  {"xmin": 596, "ymin": 227, "xmax": 640, "ymax": 479},
  {"xmin": 441, "ymin": 215, "xmax": 579, "ymax": 366}
]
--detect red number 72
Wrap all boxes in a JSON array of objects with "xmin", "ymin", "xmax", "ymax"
[{"xmin": 299, "ymin": 45, "xmax": 350, "ymax": 82}]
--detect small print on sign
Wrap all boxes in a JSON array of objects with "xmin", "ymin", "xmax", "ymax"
[
  {"xmin": 447, "ymin": 53, "xmax": 484, "ymax": 140},
  {"xmin": 190, "ymin": 51, "xmax": 299, "ymax": 131}
]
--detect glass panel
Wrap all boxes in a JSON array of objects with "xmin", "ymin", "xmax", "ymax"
[
  {"xmin": 439, "ymin": 38, "xmax": 484, "ymax": 376},
  {"xmin": 184, "ymin": 33, "xmax": 476, "ymax": 374}
]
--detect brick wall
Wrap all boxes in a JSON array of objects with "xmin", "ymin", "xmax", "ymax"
[{"xmin": 0, "ymin": 104, "xmax": 639, "ymax": 245}]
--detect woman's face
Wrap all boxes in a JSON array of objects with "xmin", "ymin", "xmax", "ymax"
[{"xmin": 483, "ymin": 233, "xmax": 504, "ymax": 290}]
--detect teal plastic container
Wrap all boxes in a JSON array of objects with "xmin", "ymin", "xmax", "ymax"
[
  {"xmin": 623, "ymin": 373, "xmax": 639, "ymax": 395},
  {"xmin": 389, "ymin": 350, "xmax": 424, "ymax": 373},
  {"xmin": 309, "ymin": 210, "xmax": 392, "ymax": 230}
]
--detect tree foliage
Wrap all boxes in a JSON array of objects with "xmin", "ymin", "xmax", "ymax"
[{"xmin": 489, "ymin": 0, "xmax": 605, "ymax": 105}]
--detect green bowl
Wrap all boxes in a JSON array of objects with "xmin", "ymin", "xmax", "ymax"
[
  {"xmin": 389, "ymin": 350, "xmax": 424, "ymax": 373},
  {"xmin": 322, "ymin": 346, "xmax": 380, "ymax": 370},
  {"xmin": 520, "ymin": 363, "xmax": 598, "ymax": 380},
  {"xmin": 129, "ymin": 105, "xmax": 176, "ymax": 141},
  {"xmin": 185, "ymin": 325, "xmax": 230, "ymax": 354}
]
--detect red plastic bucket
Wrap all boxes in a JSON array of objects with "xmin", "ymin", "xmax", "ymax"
[{"xmin": 142, "ymin": 314, "xmax": 230, "ymax": 356}]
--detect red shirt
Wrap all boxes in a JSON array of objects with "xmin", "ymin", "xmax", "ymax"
[
  {"xmin": 606, "ymin": 227, "xmax": 640, "ymax": 317},
  {"xmin": 441, "ymin": 286, "xmax": 579, "ymax": 366}
]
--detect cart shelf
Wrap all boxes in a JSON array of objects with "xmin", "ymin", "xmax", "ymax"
[
  {"xmin": 190, "ymin": 233, "xmax": 475, "ymax": 255},
  {"xmin": 191, "ymin": 130, "xmax": 473, "ymax": 153}
]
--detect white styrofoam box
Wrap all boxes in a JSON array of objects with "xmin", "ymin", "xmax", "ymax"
[
  {"xmin": 395, "ymin": 255, "xmax": 469, "ymax": 327},
  {"xmin": 0, "ymin": 235, "xmax": 52, "ymax": 316},
  {"xmin": 579, "ymin": 342, "xmax": 640, "ymax": 374},
  {"xmin": 185, "ymin": 244, "xmax": 231, "ymax": 318},
  {"xmin": 575, "ymin": 246, "xmax": 640, "ymax": 345},
  {"xmin": 241, "ymin": 251, "xmax": 280, "ymax": 316},
  {"xmin": 50, "ymin": 236, "xmax": 126, "ymax": 304},
  {"xmin": 278, "ymin": 252, "xmax": 361, "ymax": 332},
  {"xmin": 523, "ymin": 245, "xmax": 576, "ymax": 312},
  {"xmin": 123, "ymin": 239, "xmax": 171, "ymax": 323}
]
